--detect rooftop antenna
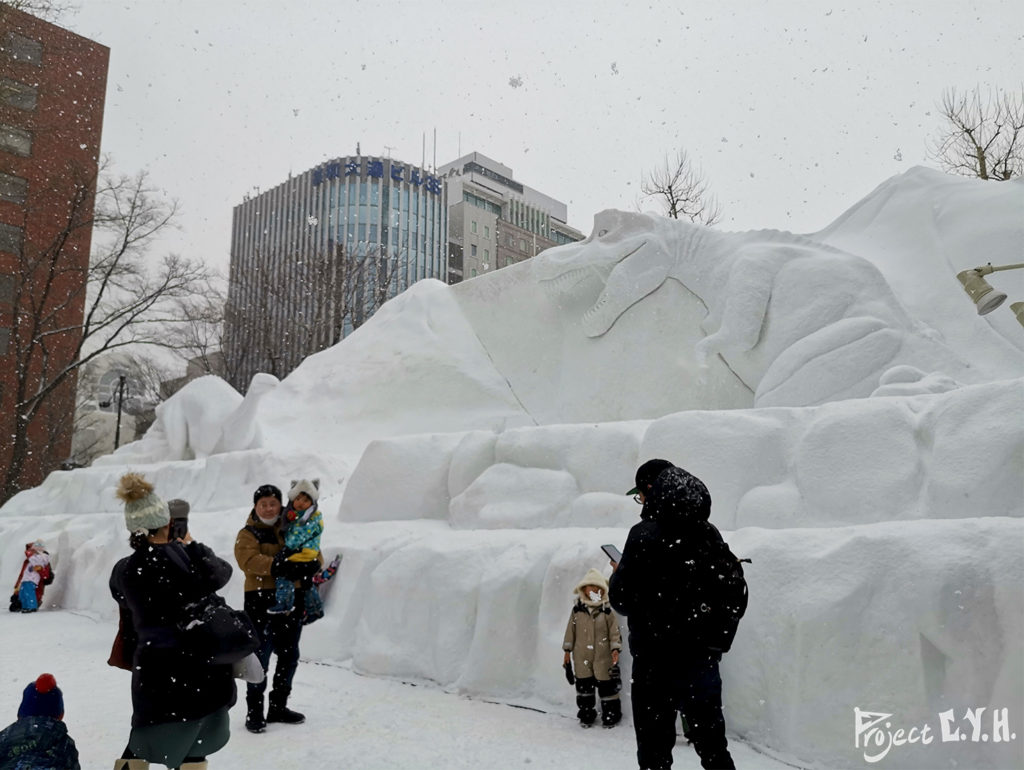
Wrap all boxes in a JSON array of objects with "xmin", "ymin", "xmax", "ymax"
[
  {"xmin": 356, "ymin": 141, "xmax": 361, "ymax": 156},
  {"xmin": 384, "ymin": 145, "xmax": 395, "ymax": 159}
]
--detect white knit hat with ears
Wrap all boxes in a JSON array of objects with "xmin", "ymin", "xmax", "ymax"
[
  {"xmin": 574, "ymin": 567, "xmax": 610, "ymax": 596},
  {"xmin": 288, "ymin": 478, "xmax": 321, "ymax": 503}
]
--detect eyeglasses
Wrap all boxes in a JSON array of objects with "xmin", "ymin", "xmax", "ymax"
[{"xmin": 633, "ymin": 494, "xmax": 642, "ymax": 504}]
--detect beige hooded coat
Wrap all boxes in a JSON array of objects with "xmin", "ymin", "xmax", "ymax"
[{"xmin": 562, "ymin": 568, "xmax": 622, "ymax": 681}]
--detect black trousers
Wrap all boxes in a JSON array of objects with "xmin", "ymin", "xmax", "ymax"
[
  {"xmin": 575, "ymin": 676, "xmax": 621, "ymax": 724},
  {"xmin": 630, "ymin": 653, "xmax": 735, "ymax": 770},
  {"xmin": 244, "ymin": 588, "xmax": 303, "ymax": 701}
]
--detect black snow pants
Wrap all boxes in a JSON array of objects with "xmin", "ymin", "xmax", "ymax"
[
  {"xmin": 244, "ymin": 588, "xmax": 303, "ymax": 703},
  {"xmin": 630, "ymin": 653, "xmax": 735, "ymax": 769},
  {"xmin": 575, "ymin": 676, "xmax": 622, "ymax": 726}
]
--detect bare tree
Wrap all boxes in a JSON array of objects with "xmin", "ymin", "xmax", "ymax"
[
  {"xmin": 0, "ymin": 0, "xmax": 74, "ymax": 23},
  {"xmin": 930, "ymin": 85, "xmax": 1024, "ymax": 181},
  {"xmin": 3, "ymin": 162, "xmax": 216, "ymax": 503},
  {"xmin": 223, "ymin": 239, "xmax": 411, "ymax": 392},
  {"xmin": 640, "ymin": 149, "xmax": 722, "ymax": 225}
]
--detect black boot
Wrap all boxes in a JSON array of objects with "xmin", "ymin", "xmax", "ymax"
[
  {"xmin": 266, "ymin": 689, "xmax": 305, "ymax": 725},
  {"xmin": 245, "ymin": 693, "xmax": 266, "ymax": 733},
  {"xmin": 601, "ymin": 697, "xmax": 622, "ymax": 727},
  {"xmin": 576, "ymin": 693, "xmax": 597, "ymax": 727}
]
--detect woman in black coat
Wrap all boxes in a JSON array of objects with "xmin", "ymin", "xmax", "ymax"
[{"xmin": 109, "ymin": 473, "xmax": 236, "ymax": 770}]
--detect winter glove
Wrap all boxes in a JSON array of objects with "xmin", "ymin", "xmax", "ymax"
[
  {"xmin": 563, "ymin": 661, "xmax": 575, "ymax": 686},
  {"xmin": 269, "ymin": 548, "xmax": 298, "ymax": 578},
  {"xmin": 608, "ymin": 663, "xmax": 622, "ymax": 693}
]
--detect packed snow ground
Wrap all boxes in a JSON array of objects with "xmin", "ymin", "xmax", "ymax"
[
  {"xmin": 2, "ymin": 167, "xmax": 1023, "ymax": 769},
  {"xmin": 0, "ymin": 610, "xmax": 800, "ymax": 769}
]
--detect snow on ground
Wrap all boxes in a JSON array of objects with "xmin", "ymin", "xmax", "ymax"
[
  {"xmin": 2, "ymin": 167, "xmax": 1023, "ymax": 769},
  {"xmin": 0, "ymin": 610, "xmax": 800, "ymax": 770}
]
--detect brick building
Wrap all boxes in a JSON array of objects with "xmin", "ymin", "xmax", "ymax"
[{"xmin": 0, "ymin": 6, "xmax": 108, "ymax": 502}]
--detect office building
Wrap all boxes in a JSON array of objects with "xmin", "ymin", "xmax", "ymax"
[
  {"xmin": 438, "ymin": 151, "xmax": 583, "ymax": 283},
  {"xmin": 224, "ymin": 154, "xmax": 448, "ymax": 391}
]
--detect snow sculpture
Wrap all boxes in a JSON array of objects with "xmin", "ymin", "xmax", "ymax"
[
  {"xmin": 211, "ymin": 372, "xmax": 278, "ymax": 454},
  {"xmin": 92, "ymin": 375, "xmax": 243, "ymax": 464},
  {"xmin": 533, "ymin": 210, "xmax": 974, "ymax": 407}
]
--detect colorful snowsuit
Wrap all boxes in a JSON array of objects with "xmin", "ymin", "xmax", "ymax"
[{"xmin": 271, "ymin": 504, "xmax": 324, "ymax": 617}]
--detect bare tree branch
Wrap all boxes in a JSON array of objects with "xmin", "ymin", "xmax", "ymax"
[
  {"xmin": 640, "ymin": 149, "xmax": 722, "ymax": 225},
  {"xmin": 3, "ymin": 160, "xmax": 215, "ymax": 503},
  {"xmin": 929, "ymin": 85, "xmax": 1024, "ymax": 180}
]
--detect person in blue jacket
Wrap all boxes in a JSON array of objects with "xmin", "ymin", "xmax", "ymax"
[{"xmin": 0, "ymin": 672, "xmax": 80, "ymax": 770}]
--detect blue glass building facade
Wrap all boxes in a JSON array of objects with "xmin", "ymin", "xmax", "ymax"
[{"xmin": 225, "ymin": 155, "xmax": 447, "ymax": 390}]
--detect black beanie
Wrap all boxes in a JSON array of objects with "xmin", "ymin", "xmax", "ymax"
[{"xmin": 253, "ymin": 484, "xmax": 282, "ymax": 505}]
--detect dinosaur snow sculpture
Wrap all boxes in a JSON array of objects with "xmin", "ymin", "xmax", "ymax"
[{"xmin": 533, "ymin": 210, "xmax": 974, "ymax": 407}]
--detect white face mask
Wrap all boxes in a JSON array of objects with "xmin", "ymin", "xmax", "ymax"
[
  {"xmin": 588, "ymin": 590, "xmax": 604, "ymax": 603},
  {"xmin": 257, "ymin": 513, "xmax": 279, "ymax": 525}
]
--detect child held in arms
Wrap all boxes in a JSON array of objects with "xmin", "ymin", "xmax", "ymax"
[
  {"xmin": 562, "ymin": 568, "xmax": 623, "ymax": 728},
  {"xmin": 268, "ymin": 479, "xmax": 324, "ymax": 622}
]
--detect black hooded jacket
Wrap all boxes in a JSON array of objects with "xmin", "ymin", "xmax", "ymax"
[
  {"xmin": 109, "ymin": 541, "xmax": 237, "ymax": 727},
  {"xmin": 609, "ymin": 466, "xmax": 726, "ymax": 659}
]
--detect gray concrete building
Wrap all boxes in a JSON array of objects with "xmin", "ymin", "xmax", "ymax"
[{"xmin": 439, "ymin": 152, "xmax": 583, "ymax": 283}]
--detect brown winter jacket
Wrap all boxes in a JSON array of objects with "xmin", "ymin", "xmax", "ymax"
[
  {"xmin": 234, "ymin": 509, "xmax": 322, "ymax": 592},
  {"xmin": 563, "ymin": 597, "xmax": 623, "ymax": 681}
]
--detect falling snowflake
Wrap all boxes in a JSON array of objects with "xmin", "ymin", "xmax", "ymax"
[
  {"xmin": 894, "ymin": 148, "xmax": 903, "ymax": 161},
  {"xmin": 508, "ymin": 75, "xmax": 523, "ymax": 88},
  {"xmin": 610, "ymin": 62, "xmax": 619, "ymax": 75},
  {"xmin": 307, "ymin": 216, "xmax": 319, "ymax": 226}
]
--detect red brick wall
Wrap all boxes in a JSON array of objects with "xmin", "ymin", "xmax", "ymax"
[{"xmin": 0, "ymin": 6, "xmax": 108, "ymax": 495}]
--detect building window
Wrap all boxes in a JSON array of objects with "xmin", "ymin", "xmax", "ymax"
[
  {"xmin": 0, "ymin": 124, "xmax": 32, "ymax": 156},
  {"xmin": 0, "ymin": 327, "xmax": 9, "ymax": 356},
  {"xmin": 2, "ymin": 32, "xmax": 43, "ymax": 66},
  {"xmin": 0, "ymin": 78, "xmax": 37, "ymax": 110},
  {"xmin": 470, "ymin": 244, "xmax": 477, "ymax": 257},
  {"xmin": 520, "ymin": 238, "xmax": 526, "ymax": 250},
  {"xmin": 471, "ymin": 268, "xmax": 477, "ymax": 277},
  {"xmin": 0, "ymin": 222, "xmax": 24, "ymax": 255},
  {"xmin": 0, "ymin": 274, "xmax": 13, "ymax": 303},
  {"xmin": 484, "ymin": 225, "xmax": 489, "ymax": 239},
  {"xmin": 0, "ymin": 171, "xmax": 27, "ymax": 204},
  {"xmin": 471, "ymin": 220, "xmax": 477, "ymax": 234},
  {"xmin": 483, "ymin": 249, "xmax": 489, "ymax": 262}
]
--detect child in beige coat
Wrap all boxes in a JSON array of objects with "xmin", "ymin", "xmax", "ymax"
[{"xmin": 562, "ymin": 567, "xmax": 623, "ymax": 727}]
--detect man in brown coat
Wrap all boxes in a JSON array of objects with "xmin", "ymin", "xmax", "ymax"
[{"xmin": 234, "ymin": 484, "xmax": 322, "ymax": 733}]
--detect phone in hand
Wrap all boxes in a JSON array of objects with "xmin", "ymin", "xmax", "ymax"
[
  {"xmin": 601, "ymin": 544, "xmax": 623, "ymax": 563},
  {"xmin": 169, "ymin": 517, "xmax": 189, "ymax": 541}
]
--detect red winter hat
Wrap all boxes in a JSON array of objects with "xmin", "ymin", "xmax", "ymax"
[{"xmin": 17, "ymin": 673, "xmax": 64, "ymax": 720}]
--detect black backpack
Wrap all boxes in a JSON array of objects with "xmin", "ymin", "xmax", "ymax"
[{"xmin": 687, "ymin": 535, "xmax": 750, "ymax": 655}]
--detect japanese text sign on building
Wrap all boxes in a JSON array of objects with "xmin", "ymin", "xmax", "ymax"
[{"xmin": 311, "ymin": 158, "xmax": 442, "ymax": 195}]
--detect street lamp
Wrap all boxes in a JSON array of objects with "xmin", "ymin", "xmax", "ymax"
[
  {"xmin": 98, "ymin": 374, "xmax": 127, "ymax": 449},
  {"xmin": 956, "ymin": 263, "xmax": 1024, "ymax": 327}
]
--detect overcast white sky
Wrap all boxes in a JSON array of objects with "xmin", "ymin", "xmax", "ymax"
[{"xmin": 65, "ymin": 0, "xmax": 1023, "ymax": 277}]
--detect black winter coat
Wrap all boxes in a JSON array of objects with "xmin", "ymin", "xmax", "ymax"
[
  {"xmin": 609, "ymin": 466, "xmax": 726, "ymax": 659},
  {"xmin": 0, "ymin": 716, "xmax": 80, "ymax": 770},
  {"xmin": 109, "ymin": 541, "xmax": 237, "ymax": 727}
]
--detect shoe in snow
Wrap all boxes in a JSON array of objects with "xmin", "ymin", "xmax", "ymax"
[{"xmin": 266, "ymin": 705, "xmax": 305, "ymax": 724}]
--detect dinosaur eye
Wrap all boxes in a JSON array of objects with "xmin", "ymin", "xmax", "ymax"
[{"xmin": 597, "ymin": 229, "xmax": 608, "ymax": 237}]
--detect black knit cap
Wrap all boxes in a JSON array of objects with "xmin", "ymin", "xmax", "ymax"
[
  {"xmin": 626, "ymin": 458, "xmax": 675, "ymax": 495},
  {"xmin": 253, "ymin": 484, "xmax": 282, "ymax": 505}
]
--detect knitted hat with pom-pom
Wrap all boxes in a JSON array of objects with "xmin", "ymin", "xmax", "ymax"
[
  {"xmin": 117, "ymin": 473, "xmax": 169, "ymax": 533},
  {"xmin": 18, "ymin": 673, "xmax": 64, "ymax": 720}
]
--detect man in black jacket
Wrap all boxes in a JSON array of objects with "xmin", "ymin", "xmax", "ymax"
[{"xmin": 609, "ymin": 459, "xmax": 736, "ymax": 770}]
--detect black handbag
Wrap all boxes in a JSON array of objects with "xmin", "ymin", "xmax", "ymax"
[{"xmin": 178, "ymin": 593, "xmax": 259, "ymax": 665}]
